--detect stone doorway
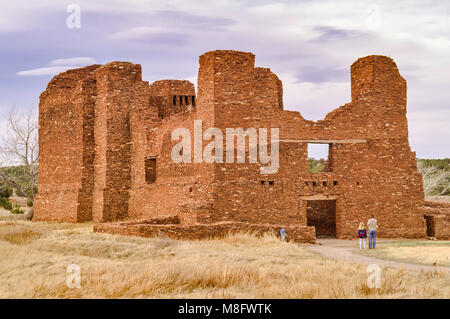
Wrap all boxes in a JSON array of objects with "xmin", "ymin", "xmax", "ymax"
[
  {"xmin": 306, "ymin": 200, "xmax": 337, "ymax": 238},
  {"xmin": 424, "ymin": 215, "xmax": 435, "ymax": 237}
]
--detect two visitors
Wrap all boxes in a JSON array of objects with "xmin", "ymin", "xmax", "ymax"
[{"xmin": 357, "ymin": 215, "xmax": 378, "ymax": 249}]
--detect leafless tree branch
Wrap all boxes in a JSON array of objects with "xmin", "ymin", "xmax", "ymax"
[
  {"xmin": 418, "ymin": 161, "xmax": 450, "ymax": 196},
  {"xmin": 0, "ymin": 106, "xmax": 38, "ymax": 202}
]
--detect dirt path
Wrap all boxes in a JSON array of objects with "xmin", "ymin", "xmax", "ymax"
[
  {"xmin": 306, "ymin": 239, "xmax": 450, "ymax": 273},
  {"xmin": 0, "ymin": 210, "xmax": 25, "ymax": 221}
]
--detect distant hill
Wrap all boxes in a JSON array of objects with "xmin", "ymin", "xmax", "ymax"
[
  {"xmin": 417, "ymin": 158, "xmax": 450, "ymax": 171},
  {"xmin": 308, "ymin": 158, "xmax": 327, "ymax": 172}
]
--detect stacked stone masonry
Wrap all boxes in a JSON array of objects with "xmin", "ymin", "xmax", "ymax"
[
  {"xmin": 34, "ymin": 50, "xmax": 445, "ymax": 242},
  {"xmin": 423, "ymin": 201, "xmax": 450, "ymax": 239}
]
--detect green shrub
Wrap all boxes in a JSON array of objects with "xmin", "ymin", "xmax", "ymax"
[
  {"xmin": 308, "ymin": 158, "xmax": 326, "ymax": 173},
  {"xmin": 418, "ymin": 158, "xmax": 450, "ymax": 171},
  {"xmin": 0, "ymin": 185, "xmax": 12, "ymax": 199},
  {"xmin": 0, "ymin": 197, "xmax": 13, "ymax": 211},
  {"xmin": 0, "ymin": 165, "xmax": 36, "ymax": 199},
  {"xmin": 11, "ymin": 204, "xmax": 24, "ymax": 214},
  {"xmin": 27, "ymin": 200, "xmax": 33, "ymax": 207}
]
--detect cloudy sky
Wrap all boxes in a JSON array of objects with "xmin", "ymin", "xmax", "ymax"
[{"xmin": 0, "ymin": 0, "xmax": 448, "ymax": 158}]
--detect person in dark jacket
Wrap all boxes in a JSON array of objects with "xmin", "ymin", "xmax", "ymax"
[{"xmin": 357, "ymin": 222, "xmax": 367, "ymax": 249}]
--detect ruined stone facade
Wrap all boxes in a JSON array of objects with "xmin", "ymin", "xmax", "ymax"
[
  {"xmin": 34, "ymin": 50, "xmax": 439, "ymax": 241},
  {"xmin": 423, "ymin": 201, "xmax": 450, "ymax": 239}
]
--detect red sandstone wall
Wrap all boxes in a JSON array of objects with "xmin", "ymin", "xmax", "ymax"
[
  {"xmin": 424, "ymin": 201, "xmax": 450, "ymax": 239},
  {"xmin": 149, "ymin": 80, "xmax": 195, "ymax": 118},
  {"xmin": 35, "ymin": 49, "xmax": 427, "ymax": 242},
  {"xmin": 91, "ymin": 62, "xmax": 143, "ymax": 222},
  {"xmin": 34, "ymin": 65, "xmax": 100, "ymax": 222},
  {"xmin": 94, "ymin": 221, "xmax": 316, "ymax": 243},
  {"xmin": 127, "ymin": 81, "xmax": 157, "ymax": 220},
  {"xmin": 189, "ymin": 50, "xmax": 425, "ymax": 239},
  {"xmin": 129, "ymin": 113, "xmax": 216, "ymax": 222},
  {"xmin": 193, "ymin": 51, "xmax": 302, "ymax": 226},
  {"xmin": 127, "ymin": 76, "xmax": 213, "ymax": 221}
]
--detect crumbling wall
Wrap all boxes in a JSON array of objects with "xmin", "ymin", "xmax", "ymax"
[
  {"xmin": 35, "ymin": 49, "xmax": 428, "ymax": 243},
  {"xmin": 195, "ymin": 51, "xmax": 302, "ymax": 226},
  {"xmin": 75, "ymin": 75, "xmax": 97, "ymax": 222},
  {"xmin": 34, "ymin": 65, "xmax": 100, "ymax": 222},
  {"xmin": 188, "ymin": 51, "xmax": 425, "ymax": 239},
  {"xmin": 424, "ymin": 201, "xmax": 450, "ymax": 239},
  {"xmin": 91, "ymin": 62, "xmax": 142, "ymax": 222},
  {"xmin": 149, "ymin": 80, "xmax": 195, "ymax": 118},
  {"xmin": 127, "ymin": 81, "xmax": 156, "ymax": 220},
  {"xmin": 94, "ymin": 220, "xmax": 316, "ymax": 243}
]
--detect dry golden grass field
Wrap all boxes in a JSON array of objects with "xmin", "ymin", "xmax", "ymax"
[
  {"xmin": 0, "ymin": 219, "xmax": 449, "ymax": 299},
  {"xmin": 355, "ymin": 241, "xmax": 450, "ymax": 267}
]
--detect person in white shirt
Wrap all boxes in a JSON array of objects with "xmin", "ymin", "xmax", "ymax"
[{"xmin": 367, "ymin": 215, "xmax": 378, "ymax": 249}]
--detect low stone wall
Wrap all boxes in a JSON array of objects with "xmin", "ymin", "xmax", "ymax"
[
  {"xmin": 111, "ymin": 215, "xmax": 180, "ymax": 226},
  {"xmin": 434, "ymin": 216, "xmax": 450, "ymax": 240},
  {"xmin": 424, "ymin": 201, "xmax": 450, "ymax": 240},
  {"xmin": 93, "ymin": 221, "xmax": 316, "ymax": 243}
]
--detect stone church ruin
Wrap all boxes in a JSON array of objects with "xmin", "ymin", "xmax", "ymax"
[{"xmin": 33, "ymin": 50, "xmax": 449, "ymax": 242}]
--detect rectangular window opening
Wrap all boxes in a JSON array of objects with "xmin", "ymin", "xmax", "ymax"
[
  {"xmin": 185, "ymin": 95, "xmax": 189, "ymax": 105},
  {"xmin": 173, "ymin": 95, "xmax": 176, "ymax": 106},
  {"xmin": 192, "ymin": 96, "xmax": 196, "ymax": 106},
  {"xmin": 269, "ymin": 181, "xmax": 274, "ymax": 186},
  {"xmin": 308, "ymin": 143, "xmax": 332, "ymax": 173},
  {"xmin": 179, "ymin": 96, "xmax": 183, "ymax": 105},
  {"xmin": 145, "ymin": 157, "xmax": 157, "ymax": 184}
]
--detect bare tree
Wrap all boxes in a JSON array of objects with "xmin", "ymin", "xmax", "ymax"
[
  {"xmin": 418, "ymin": 161, "xmax": 450, "ymax": 196},
  {"xmin": 0, "ymin": 107, "xmax": 38, "ymax": 202}
]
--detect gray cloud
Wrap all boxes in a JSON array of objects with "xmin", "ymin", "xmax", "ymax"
[
  {"xmin": 17, "ymin": 57, "xmax": 97, "ymax": 76},
  {"xmin": 295, "ymin": 66, "xmax": 348, "ymax": 83},
  {"xmin": 17, "ymin": 66, "xmax": 77, "ymax": 76},
  {"xmin": 152, "ymin": 10, "xmax": 235, "ymax": 31},
  {"xmin": 312, "ymin": 25, "xmax": 368, "ymax": 42},
  {"xmin": 0, "ymin": 0, "xmax": 448, "ymax": 158},
  {"xmin": 109, "ymin": 27, "xmax": 189, "ymax": 45},
  {"xmin": 50, "ymin": 57, "xmax": 96, "ymax": 66}
]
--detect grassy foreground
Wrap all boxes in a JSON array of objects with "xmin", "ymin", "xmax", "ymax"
[
  {"xmin": 0, "ymin": 220, "xmax": 449, "ymax": 298},
  {"xmin": 354, "ymin": 241, "xmax": 450, "ymax": 267}
]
